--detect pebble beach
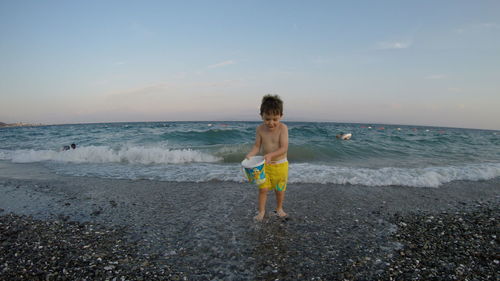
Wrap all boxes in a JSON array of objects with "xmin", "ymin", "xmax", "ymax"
[{"xmin": 1, "ymin": 163, "xmax": 498, "ymax": 280}]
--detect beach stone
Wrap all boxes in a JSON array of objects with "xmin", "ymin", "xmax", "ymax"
[{"xmin": 1, "ymin": 172, "xmax": 499, "ymax": 280}]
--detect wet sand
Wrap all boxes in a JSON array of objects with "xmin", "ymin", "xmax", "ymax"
[{"xmin": 0, "ymin": 163, "xmax": 499, "ymax": 280}]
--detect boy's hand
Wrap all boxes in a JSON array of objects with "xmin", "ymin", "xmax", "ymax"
[{"xmin": 264, "ymin": 154, "xmax": 273, "ymax": 164}]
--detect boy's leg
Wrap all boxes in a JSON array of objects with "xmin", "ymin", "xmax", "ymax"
[
  {"xmin": 275, "ymin": 190, "xmax": 287, "ymax": 217},
  {"xmin": 255, "ymin": 188, "xmax": 268, "ymax": 221}
]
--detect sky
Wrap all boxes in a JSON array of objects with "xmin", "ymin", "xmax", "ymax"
[{"xmin": 0, "ymin": 0, "xmax": 499, "ymax": 130}]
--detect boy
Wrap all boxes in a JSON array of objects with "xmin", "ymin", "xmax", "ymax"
[{"xmin": 246, "ymin": 95, "xmax": 289, "ymax": 221}]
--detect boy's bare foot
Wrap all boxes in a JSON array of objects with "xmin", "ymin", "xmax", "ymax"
[
  {"xmin": 254, "ymin": 212, "xmax": 265, "ymax": 222},
  {"xmin": 275, "ymin": 209, "xmax": 288, "ymax": 218}
]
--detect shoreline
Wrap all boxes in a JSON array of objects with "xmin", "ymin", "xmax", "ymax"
[{"xmin": 1, "ymin": 171, "xmax": 499, "ymax": 280}]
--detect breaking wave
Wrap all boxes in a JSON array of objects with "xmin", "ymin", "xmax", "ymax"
[{"xmin": 1, "ymin": 146, "xmax": 221, "ymax": 164}]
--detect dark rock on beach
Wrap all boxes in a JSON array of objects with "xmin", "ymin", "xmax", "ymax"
[
  {"xmin": 1, "ymin": 204, "xmax": 498, "ymax": 280},
  {"xmin": 379, "ymin": 206, "xmax": 499, "ymax": 281},
  {"xmin": 0, "ymin": 213, "xmax": 183, "ymax": 281}
]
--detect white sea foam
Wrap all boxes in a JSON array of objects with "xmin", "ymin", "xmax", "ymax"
[
  {"xmin": 0, "ymin": 150, "xmax": 13, "ymax": 160},
  {"xmin": 5, "ymin": 146, "xmax": 222, "ymax": 164},
  {"xmin": 45, "ymin": 161, "xmax": 500, "ymax": 188},
  {"xmin": 2, "ymin": 147, "xmax": 499, "ymax": 187},
  {"xmin": 170, "ymin": 162, "xmax": 500, "ymax": 187},
  {"xmin": 289, "ymin": 162, "xmax": 500, "ymax": 187}
]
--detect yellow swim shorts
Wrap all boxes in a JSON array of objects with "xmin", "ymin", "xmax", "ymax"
[{"xmin": 258, "ymin": 160, "xmax": 288, "ymax": 191}]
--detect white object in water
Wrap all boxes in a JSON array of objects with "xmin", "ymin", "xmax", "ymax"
[{"xmin": 341, "ymin": 133, "xmax": 352, "ymax": 140}]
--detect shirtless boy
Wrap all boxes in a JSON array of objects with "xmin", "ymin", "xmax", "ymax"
[{"xmin": 246, "ymin": 95, "xmax": 289, "ymax": 221}]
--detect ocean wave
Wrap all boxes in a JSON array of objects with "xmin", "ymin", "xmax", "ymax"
[
  {"xmin": 165, "ymin": 128, "xmax": 250, "ymax": 145},
  {"xmin": 45, "ymin": 161, "xmax": 500, "ymax": 188},
  {"xmin": 289, "ymin": 162, "xmax": 500, "ymax": 187},
  {"xmin": 2, "ymin": 146, "xmax": 222, "ymax": 164}
]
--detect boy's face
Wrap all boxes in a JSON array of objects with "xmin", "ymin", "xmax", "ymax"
[{"xmin": 261, "ymin": 112, "xmax": 282, "ymax": 130}]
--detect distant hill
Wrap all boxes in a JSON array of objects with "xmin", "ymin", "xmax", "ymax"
[{"xmin": 0, "ymin": 122, "xmax": 43, "ymax": 128}]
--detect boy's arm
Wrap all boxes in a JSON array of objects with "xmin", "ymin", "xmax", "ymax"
[
  {"xmin": 264, "ymin": 124, "xmax": 289, "ymax": 163},
  {"xmin": 245, "ymin": 127, "xmax": 262, "ymax": 159}
]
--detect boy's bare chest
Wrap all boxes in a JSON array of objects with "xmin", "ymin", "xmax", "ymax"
[{"xmin": 261, "ymin": 129, "xmax": 281, "ymax": 144}]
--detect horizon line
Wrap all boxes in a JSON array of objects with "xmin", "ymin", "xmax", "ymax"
[{"xmin": 2, "ymin": 119, "xmax": 498, "ymax": 132}]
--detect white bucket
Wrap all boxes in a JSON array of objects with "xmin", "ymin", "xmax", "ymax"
[{"xmin": 241, "ymin": 156, "xmax": 266, "ymax": 185}]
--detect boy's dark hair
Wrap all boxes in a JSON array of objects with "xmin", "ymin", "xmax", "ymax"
[{"xmin": 260, "ymin": 94, "xmax": 283, "ymax": 116}]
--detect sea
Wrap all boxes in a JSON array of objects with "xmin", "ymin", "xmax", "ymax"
[{"xmin": 0, "ymin": 121, "xmax": 499, "ymax": 188}]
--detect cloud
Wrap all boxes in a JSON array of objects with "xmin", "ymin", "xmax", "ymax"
[
  {"xmin": 425, "ymin": 74, "xmax": 447, "ymax": 80},
  {"xmin": 207, "ymin": 60, "xmax": 236, "ymax": 69},
  {"xmin": 376, "ymin": 40, "xmax": 412, "ymax": 49},
  {"xmin": 455, "ymin": 22, "xmax": 500, "ymax": 33}
]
